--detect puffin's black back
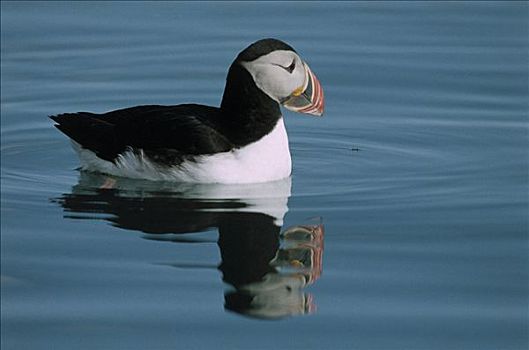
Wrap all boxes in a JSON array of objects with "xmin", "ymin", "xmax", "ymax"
[{"xmin": 50, "ymin": 104, "xmax": 234, "ymax": 163}]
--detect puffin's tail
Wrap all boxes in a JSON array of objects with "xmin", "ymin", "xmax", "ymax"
[{"xmin": 49, "ymin": 113, "xmax": 118, "ymax": 162}]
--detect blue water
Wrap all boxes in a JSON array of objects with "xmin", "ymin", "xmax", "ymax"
[{"xmin": 1, "ymin": 2, "xmax": 528, "ymax": 349}]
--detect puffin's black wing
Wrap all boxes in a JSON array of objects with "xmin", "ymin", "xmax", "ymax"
[{"xmin": 50, "ymin": 104, "xmax": 234, "ymax": 164}]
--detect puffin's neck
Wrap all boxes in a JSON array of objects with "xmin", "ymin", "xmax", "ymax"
[{"xmin": 220, "ymin": 63, "xmax": 282, "ymax": 147}]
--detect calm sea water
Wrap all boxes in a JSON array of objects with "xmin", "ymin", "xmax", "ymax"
[{"xmin": 1, "ymin": 2, "xmax": 528, "ymax": 349}]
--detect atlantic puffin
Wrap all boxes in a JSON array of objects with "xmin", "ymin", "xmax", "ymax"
[{"xmin": 50, "ymin": 38, "xmax": 324, "ymax": 184}]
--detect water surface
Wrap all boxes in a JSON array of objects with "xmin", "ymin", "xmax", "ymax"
[{"xmin": 1, "ymin": 2, "xmax": 528, "ymax": 349}]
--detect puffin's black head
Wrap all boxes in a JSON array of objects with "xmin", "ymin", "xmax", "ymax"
[
  {"xmin": 223, "ymin": 38, "xmax": 324, "ymax": 118},
  {"xmin": 235, "ymin": 38, "xmax": 297, "ymax": 62}
]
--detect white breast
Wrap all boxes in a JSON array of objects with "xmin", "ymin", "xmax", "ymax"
[{"xmin": 73, "ymin": 118, "xmax": 292, "ymax": 184}]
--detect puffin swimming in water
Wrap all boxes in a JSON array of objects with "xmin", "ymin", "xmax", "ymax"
[{"xmin": 50, "ymin": 38, "xmax": 324, "ymax": 184}]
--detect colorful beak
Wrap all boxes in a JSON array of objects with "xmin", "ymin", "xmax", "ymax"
[{"xmin": 281, "ymin": 62, "xmax": 324, "ymax": 117}]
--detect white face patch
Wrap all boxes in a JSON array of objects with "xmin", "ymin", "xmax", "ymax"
[{"xmin": 241, "ymin": 50, "xmax": 307, "ymax": 103}]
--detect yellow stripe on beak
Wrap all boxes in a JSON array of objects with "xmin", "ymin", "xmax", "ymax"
[{"xmin": 292, "ymin": 85, "xmax": 304, "ymax": 97}]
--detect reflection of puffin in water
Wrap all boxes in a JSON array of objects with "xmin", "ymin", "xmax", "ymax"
[
  {"xmin": 53, "ymin": 173, "xmax": 324, "ymax": 319},
  {"xmin": 223, "ymin": 223, "xmax": 324, "ymax": 319}
]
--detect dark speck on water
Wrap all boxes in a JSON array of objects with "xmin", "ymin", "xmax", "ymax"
[{"xmin": 1, "ymin": 2, "xmax": 527, "ymax": 350}]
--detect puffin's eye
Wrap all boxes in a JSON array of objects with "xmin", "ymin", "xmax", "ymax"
[
  {"xmin": 275, "ymin": 59, "xmax": 296, "ymax": 74},
  {"xmin": 286, "ymin": 59, "xmax": 296, "ymax": 74}
]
